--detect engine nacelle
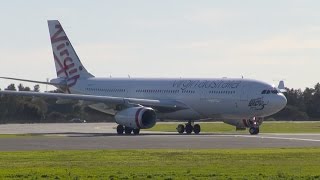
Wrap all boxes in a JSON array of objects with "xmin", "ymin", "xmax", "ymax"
[
  {"xmin": 115, "ymin": 107, "xmax": 157, "ymax": 129},
  {"xmin": 223, "ymin": 117, "xmax": 264, "ymax": 129}
]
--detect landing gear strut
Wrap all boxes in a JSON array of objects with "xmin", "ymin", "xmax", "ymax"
[{"xmin": 176, "ymin": 121, "xmax": 201, "ymax": 134}]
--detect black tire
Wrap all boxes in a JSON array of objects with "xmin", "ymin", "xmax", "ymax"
[
  {"xmin": 193, "ymin": 124, "xmax": 201, "ymax": 134},
  {"xmin": 249, "ymin": 127, "xmax": 255, "ymax": 135},
  {"xmin": 255, "ymin": 127, "xmax": 260, "ymax": 134},
  {"xmin": 249, "ymin": 127, "xmax": 259, "ymax": 135},
  {"xmin": 133, "ymin": 129, "xmax": 140, "ymax": 135},
  {"xmin": 124, "ymin": 127, "xmax": 133, "ymax": 135},
  {"xmin": 177, "ymin": 124, "xmax": 185, "ymax": 134},
  {"xmin": 185, "ymin": 124, "xmax": 193, "ymax": 134},
  {"xmin": 116, "ymin": 125, "xmax": 124, "ymax": 135}
]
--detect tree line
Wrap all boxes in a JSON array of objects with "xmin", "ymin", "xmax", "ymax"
[
  {"xmin": 0, "ymin": 83, "xmax": 112, "ymax": 123},
  {"xmin": 0, "ymin": 82, "xmax": 320, "ymax": 123},
  {"xmin": 270, "ymin": 83, "xmax": 320, "ymax": 121}
]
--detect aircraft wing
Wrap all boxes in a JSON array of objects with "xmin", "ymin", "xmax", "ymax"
[{"xmin": 0, "ymin": 90, "xmax": 188, "ymax": 112}]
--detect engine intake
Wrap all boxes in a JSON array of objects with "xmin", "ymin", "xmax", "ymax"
[{"xmin": 115, "ymin": 107, "xmax": 157, "ymax": 129}]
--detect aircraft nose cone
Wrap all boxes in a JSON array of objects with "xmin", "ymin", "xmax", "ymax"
[{"xmin": 277, "ymin": 93, "xmax": 287, "ymax": 110}]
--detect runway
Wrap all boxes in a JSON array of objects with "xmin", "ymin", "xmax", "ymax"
[{"xmin": 0, "ymin": 123, "xmax": 319, "ymax": 151}]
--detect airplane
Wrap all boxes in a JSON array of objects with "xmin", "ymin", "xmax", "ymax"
[{"xmin": 0, "ymin": 20, "xmax": 287, "ymax": 135}]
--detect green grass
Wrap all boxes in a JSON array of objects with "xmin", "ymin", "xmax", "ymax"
[
  {"xmin": 148, "ymin": 122, "xmax": 320, "ymax": 133},
  {"xmin": 0, "ymin": 148, "xmax": 320, "ymax": 179}
]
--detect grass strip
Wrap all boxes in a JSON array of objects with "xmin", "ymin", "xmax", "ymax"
[{"xmin": 0, "ymin": 148, "xmax": 319, "ymax": 179}]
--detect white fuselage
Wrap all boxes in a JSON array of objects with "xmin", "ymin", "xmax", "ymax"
[{"xmin": 69, "ymin": 77, "xmax": 287, "ymax": 121}]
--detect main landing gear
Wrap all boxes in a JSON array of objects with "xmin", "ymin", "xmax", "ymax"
[
  {"xmin": 117, "ymin": 125, "xmax": 140, "ymax": 135},
  {"xmin": 176, "ymin": 121, "xmax": 201, "ymax": 134}
]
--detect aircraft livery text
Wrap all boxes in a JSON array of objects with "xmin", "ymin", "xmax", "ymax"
[{"xmin": 173, "ymin": 80, "xmax": 241, "ymax": 90}]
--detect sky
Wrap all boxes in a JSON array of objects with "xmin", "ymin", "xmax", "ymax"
[{"xmin": 0, "ymin": 0, "xmax": 320, "ymax": 91}]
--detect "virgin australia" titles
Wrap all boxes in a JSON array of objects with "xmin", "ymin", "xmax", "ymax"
[
  {"xmin": 51, "ymin": 24, "xmax": 81, "ymax": 87},
  {"xmin": 172, "ymin": 80, "xmax": 241, "ymax": 90}
]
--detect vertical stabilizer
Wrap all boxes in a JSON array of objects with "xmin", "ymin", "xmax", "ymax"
[
  {"xmin": 278, "ymin": 80, "xmax": 287, "ymax": 92},
  {"xmin": 48, "ymin": 20, "xmax": 93, "ymax": 88}
]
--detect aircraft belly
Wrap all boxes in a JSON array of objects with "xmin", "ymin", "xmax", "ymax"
[
  {"xmin": 195, "ymin": 98, "xmax": 239, "ymax": 119},
  {"xmin": 157, "ymin": 109, "xmax": 203, "ymax": 120}
]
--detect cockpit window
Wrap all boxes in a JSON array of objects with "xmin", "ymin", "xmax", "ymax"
[{"xmin": 262, "ymin": 88, "xmax": 280, "ymax": 95}]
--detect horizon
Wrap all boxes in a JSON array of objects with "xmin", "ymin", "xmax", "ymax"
[{"xmin": 1, "ymin": 1, "xmax": 320, "ymax": 91}]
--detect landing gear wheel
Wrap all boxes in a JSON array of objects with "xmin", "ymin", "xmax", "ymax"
[
  {"xmin": 116, "ymin": 125, "xmax": 124, "ymax": 135},
  {"xmin": 249, "ymin": 127, "xmax": 259, "ymax": 135},
  {"xmin": 255, "ymin": 128, "xmax": 260, "ymax": 134},
  {"xmin": 133, "ymin": 129, "xmax": 140, "ymax": 135},
  {"xmin": 124, "ymin": 127, "xmax": 133, "ymax": 135},
  {"xmin": 185, "ymin": 124, "xmax": 193, "ymax": 134},
  {"xmin": 193, "ymin": 124, "xmax": 201, "ymax": 134},
  {"xmin": 177, "ymin": 124, "xmax": 185, "ymax": 134}
]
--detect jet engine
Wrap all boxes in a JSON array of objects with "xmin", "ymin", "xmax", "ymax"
[
  {"xmin": 115, "ymin": 107, "xmax": 157, "ymax": 129},
  {"xmin": 223, "ymin": 117, "xmax": 264, "ymax": 130}
]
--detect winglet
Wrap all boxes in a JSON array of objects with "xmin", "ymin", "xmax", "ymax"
[{"xmin": 278, "ymin": 80, "xmax": 287, "ymax": 92}]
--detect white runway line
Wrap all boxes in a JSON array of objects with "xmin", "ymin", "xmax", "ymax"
[
  {"xmin": 142, "ymin": 134, "xmax": 320, "ymax": 143},
  {"xmin": 260, "ymin": 133, "xmax": 320, "ymax": 136},
  {"xmin": 233, "ymin": 135, "xmax": 320, "ymax": 142}
]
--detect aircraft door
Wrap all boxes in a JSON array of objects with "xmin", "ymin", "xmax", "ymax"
[
  {"xmin": 240, "ymin": 83, "xmax": 249, "ymax": 102},
  {"xmin": 236, "ymin": 83, "xmax": 250, "ymax": 114}
]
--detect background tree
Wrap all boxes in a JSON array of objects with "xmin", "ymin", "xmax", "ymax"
[
  {"xmin": 304, "ymin": 83, "xmax": 320, "ymax": 119},
  {"xmin": 33, "ymin": 84, "xmax": 40, "ymax": 92},
  {"xmin": 18, "ymin": 83, "xmax": 31, "ymax": 91},
  {"xmin": 5, "ymin": 84, "xmax": 16, "ymax": 91}
]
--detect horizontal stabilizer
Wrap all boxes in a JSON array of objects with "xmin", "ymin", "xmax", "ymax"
[{"xmin": 0, "ymin": 77, "xmax": 66, "ymax": 87}]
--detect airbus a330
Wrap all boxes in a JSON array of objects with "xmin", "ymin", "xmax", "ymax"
[{"xmin": 0, "ymin": 20, "xmax": 287, "ymax": 135}]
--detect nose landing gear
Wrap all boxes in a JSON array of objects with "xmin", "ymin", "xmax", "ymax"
[
  {"xmin": 249, "ymin": 127, "xmax": 259, "ymax": 135},
  {"xmin": 176, "ymin": 121, "xmax": 201, "ymax": 134},
  {"xmin": 247, "ymin": 117, "xmax": 262, "ymax": 135}
]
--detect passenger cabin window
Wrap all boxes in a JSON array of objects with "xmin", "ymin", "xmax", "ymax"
[
  {"xmin": 85, "ymin": 88, "xmax": 125, "ymax": 92},
  {"xmin": 209, "ymin": 90, "xmax": 235, "ymax": 94},
  {"xmin": 135, "ymin": 89, "xmax": 181, "ymax": 94}
]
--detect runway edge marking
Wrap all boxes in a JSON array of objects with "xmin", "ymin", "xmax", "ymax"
[{"xmin": 234, "ymin": 135, "xmax": 320, "ymax": 142}]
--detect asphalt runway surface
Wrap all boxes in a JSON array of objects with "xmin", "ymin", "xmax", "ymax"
[{"xmin": 0, "ymin": 123, "xmax": 319, "ymax": 151}]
